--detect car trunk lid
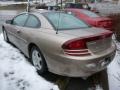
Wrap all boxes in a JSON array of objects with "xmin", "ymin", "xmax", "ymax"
[
  {"xmin": 59, "ymin": 27, "xmax": 110, "ymax": 37},
  {"xmin": 60, "ymin": 27, "xmax": 113, "ymax": 56}
]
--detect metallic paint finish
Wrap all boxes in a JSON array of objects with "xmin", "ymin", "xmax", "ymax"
[{"xmin": 3, "ymin": 11, "xmax": 116, "ymax": 77}]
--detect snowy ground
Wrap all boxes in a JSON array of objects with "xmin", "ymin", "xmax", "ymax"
[
  {"xmin": 89, "ymin": 3, "xmax": 120, "ymax": 16},
  {"xmin": 0, "ymin": 33, "xmax": 120, "ymax": 90},
  {"xmin": 0, "ymin": 34, "xmax": 59, "ymax": 90},
  {"xmin": 108, "ymin": 39, "xmax": 120, "ymax": 90}
]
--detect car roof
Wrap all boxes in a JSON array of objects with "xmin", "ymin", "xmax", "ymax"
[
  {"xmin": 19, "ymin": 10, "xmax": 66, "ymax": 18},
  {"xmin": 17, "ymin": 10, "xmax": 72, "ymax": 18},
  {"xmin": 13, "ymin": 9, "xmax": 50, "ymax": 18}
]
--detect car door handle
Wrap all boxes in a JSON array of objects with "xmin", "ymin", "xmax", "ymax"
[{"xmin": 17, "ymin": 30, "xmax": 21, "ymax": 33}]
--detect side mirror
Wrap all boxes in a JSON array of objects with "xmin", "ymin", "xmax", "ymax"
[{"xmin": 6, "ymin": 20, "xmax": 12, "ymax": 24}]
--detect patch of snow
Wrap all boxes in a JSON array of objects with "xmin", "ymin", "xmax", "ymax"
[
  {"xmin": 95, "ymin": 85, "xmax": 103, "ymax": 90},
  {"xmin": 108, "ymin": 40, "xmax": 120, "ymax": 90},
  {"xmin": 0, "ymin": 34, "xmax": 59, "ymax": 90}
]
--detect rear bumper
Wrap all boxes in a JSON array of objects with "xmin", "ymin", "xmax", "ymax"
[{"xmin": 45, "ymin": 43, "xmax": 116, "ymax": 77}]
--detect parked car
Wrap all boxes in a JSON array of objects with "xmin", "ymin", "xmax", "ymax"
[
  {"xmin": 64, "ymin": 2, "xmax": 91, "ymax": 10},
  {"xmin": 2, "ymin": 11, "xmax": 116, "ymax": 77},
  {"xmin": 47, "ymin": 6, "xmax": 60, "ymax": 11},
  {"xmin": 35, "ymin": 4, "xmax": 60, "ymax": 11},
  {"xmin": 64, "ymin": 8, "xmax": 113, "ymax": 31}
]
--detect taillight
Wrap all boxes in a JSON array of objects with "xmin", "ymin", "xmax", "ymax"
[
  {"xmin": 62, "ymin": 39, "xmax": 87, "ymax": 50},
  {"xmin": 62, "ymin": 39, "xmax": 90, "ymax": 56},
  {"xmin": 62, "ymin": 32, "xmax": 113, "ymax": 56}
]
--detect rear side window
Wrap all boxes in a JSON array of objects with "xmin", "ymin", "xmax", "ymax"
[
  {"xmin": 25, "ymin": 15, "xmax": 40, "ymax": 28},
  {"xmin": 12, "ymin": 14, "xmax": 28, "ymax": 26}
]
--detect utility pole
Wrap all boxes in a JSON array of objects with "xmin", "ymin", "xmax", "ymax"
[
  {"xmin": 56, "ymin": 0, "xmax": 58, "ymax": 5},
  {"xmin": 61, "ymin": 0, "xmax": 62, "ymax": 9},
  {"xmin": 27, "ymin": 0, "xmax": 30, "ymax": 12},
  {"xmin": 35, "ymin": 0, "xmax": 37, "ymax": 3}
]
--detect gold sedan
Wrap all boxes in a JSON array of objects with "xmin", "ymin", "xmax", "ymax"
[{"xmin": 2, "ymin": 11, "xmax": 116, "ymax": 77}]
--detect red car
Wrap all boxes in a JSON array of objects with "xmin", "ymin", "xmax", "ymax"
[{"xmin": 65, "ymin": 8, "xmax": 113, "ymax": 31}]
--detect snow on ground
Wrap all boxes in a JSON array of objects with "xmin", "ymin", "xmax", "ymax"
[
  {"xmin": 0, "ymin": 34, "xmax": 59, "ymax": 90},
  {"xmin": 108, "ymin": 40, "xmax": 120, "ymax": 90},
  {"xmin": 0, "ymin": 33, "xmax": 120, "ymax": 90}
]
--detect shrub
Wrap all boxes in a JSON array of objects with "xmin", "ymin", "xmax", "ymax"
[{"xmin": 109, "ymin": 14, "xmax": 120, "ymax": 42}]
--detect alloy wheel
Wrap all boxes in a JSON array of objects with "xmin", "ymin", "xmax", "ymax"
[{"xmin": 32, "ymin": 49, "xmax": 43, "ymax": 70}]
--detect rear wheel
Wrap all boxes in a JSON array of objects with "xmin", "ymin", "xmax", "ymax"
[
  {"xmin": 30, "ymin": 46, "xmax": 47, "ymax": 74},
  {"xmin": 3, "ymin": 28, "xmax": 9, "ymax": 42},
  {"xmin": 99, "ymin": 69, "xmax": 109, "ymax": 90}
]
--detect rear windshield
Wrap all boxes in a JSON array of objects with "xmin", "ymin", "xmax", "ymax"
[
  {"xmin": 43, "ymin": 12, "xmax": 90, "ymax": 30},
  {"xmin": 81, "ymin": 10, "xmax": 100, "ymax": 18}
]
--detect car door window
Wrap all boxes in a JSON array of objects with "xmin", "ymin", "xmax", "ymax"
[
  {"xmin": 25, "ymin": 15, "xmax": 40, "ymax": 28},
  {"xmin": 12, "ymin": 14, "xmax": 28, "ymax": 26}
]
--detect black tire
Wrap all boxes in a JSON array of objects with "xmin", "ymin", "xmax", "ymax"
[
  {"xmin": 30, "ymin": 46, "xmax": 47, "ymax": 74},
  {"xmin": 99, "ymin": 69, "xmax": 109, "ymax": 90},
  {"xmin": 88, "ymin": 69, "xmax": 109, "ymax": 90},
  {"xmin": 2, "ymin": 28, "xmax": 9, "ymax": 42}
]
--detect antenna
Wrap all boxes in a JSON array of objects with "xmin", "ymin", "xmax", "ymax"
[
  {"xmin": 56, "ymin": 12, "xmax": 61, "ymax": 34},
  {"xmin": 61, "ymin": 0, "xmax": 63, "ymax": 9}
]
